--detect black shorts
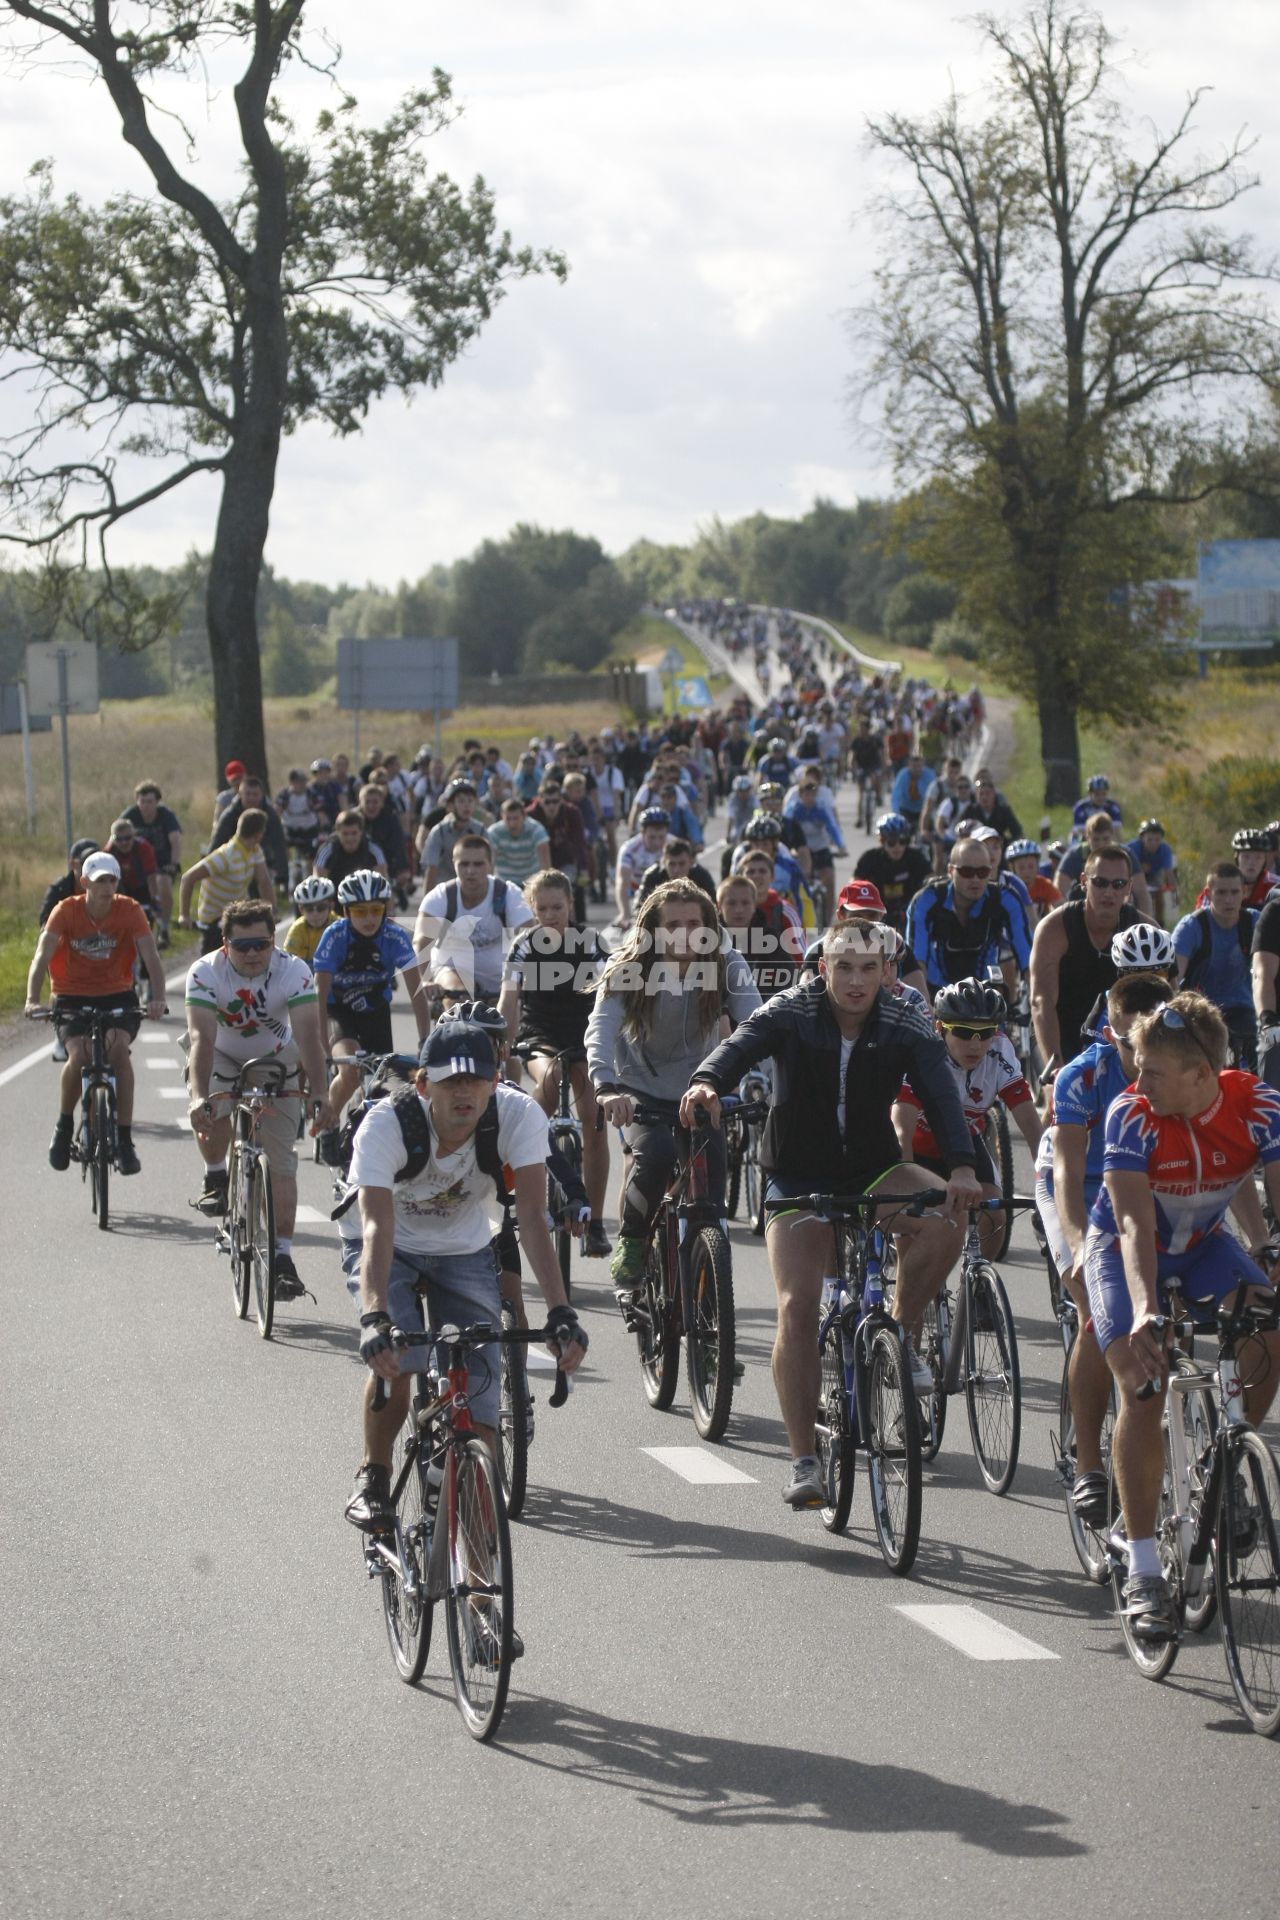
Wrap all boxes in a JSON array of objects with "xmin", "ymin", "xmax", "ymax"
[
  {"xmin": 52, "ymin": 990, "xmax": 142, "ymax": 1041},
  {"xmin": 917, "ymin": 1132, "xmax": 996, "ymax": 1189},
  {"xmin": 331, "ymin": 999, "xmax": 394, "ymax": 1054}
]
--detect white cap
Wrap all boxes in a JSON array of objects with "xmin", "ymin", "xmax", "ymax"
[{"xmin": 82, "ymin": 852, "xmax": 122, "ymax": 882}]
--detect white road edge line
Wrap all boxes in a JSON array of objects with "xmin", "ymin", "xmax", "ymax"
[
  {"xmin": 894, "ymin": 1603, "xmax": 1059, "ymax": 1662},
  {"xmin": 0, "ymin": 1043, "xmax": 54, "ymax": 1090},
  {"xmin": 642, "ymin": 1446, "xmax": 757, "ymax": 1485}
]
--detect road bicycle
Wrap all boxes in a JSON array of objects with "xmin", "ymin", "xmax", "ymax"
[
  {"xmin": 724, "ymin": 1068, "xmax": 769, "ymax": 1235},
  {"xmin": 210, "ymin": 1055, "xmax": 296, "ymax": 1339},
  {"xmin": 768, "ymin": 1188, "xmax": 934, "ymax": 1573},
  {"xmin": 913, "ymin": 1195, "xmax": 1032, "ymax": 1496},
  {"xmin": 629, "ymin": 1100, "xmax": 762, "ymax": 1441},
  {"xmin": 367, "ymin": 1319, "xmax": 568, "ymax": 1740},
  {"xmin": 1106, "ymin": 1287, "xmax": 1280, "ymax": 1737},
  {"xmin": 1050, "ymin": 1289, "xmax": 1118, "ymax": 1584},
  {"xmin": 33, "ymin": 1005, "xmax": 134, "ymax": 1231}
]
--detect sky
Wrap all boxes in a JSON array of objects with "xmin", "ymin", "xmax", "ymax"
[{"xmin": 0, "ymin": 0, "xmax": 1275, "ymax": 588}]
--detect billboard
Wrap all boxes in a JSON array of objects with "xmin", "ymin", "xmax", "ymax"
[{"xmin": 1197, "ymin": 540, "xmax": 1280, "ymax": 649}]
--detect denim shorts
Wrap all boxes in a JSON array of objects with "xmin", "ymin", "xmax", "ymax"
[
  {"xmin": 343, "ymin": 1238, "xmax": 502, "ymax": 1426},
  {"xmin": 1084, "ymin": 1227, "xmax": 1273, "ymax": 1354}
]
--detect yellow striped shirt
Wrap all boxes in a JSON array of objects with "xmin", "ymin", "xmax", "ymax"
[{"xmin": 196, "ymin": 838, "xmax": 265, "ymax": 926}]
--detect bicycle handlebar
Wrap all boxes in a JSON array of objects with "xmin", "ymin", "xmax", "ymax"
[{"xmin": 370, "ymin": 1320, "xmax": 572, "ymax": 1413}]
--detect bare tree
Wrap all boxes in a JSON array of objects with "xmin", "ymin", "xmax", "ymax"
[
  {"xmin": 855, "ymin": 0, "xmax": 1280, "ymax": 801},
  {"xmin": 0, "ymin": 1, "xmax": 565, "ymax": 779}
]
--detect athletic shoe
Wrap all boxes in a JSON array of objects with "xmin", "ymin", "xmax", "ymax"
[
  {"xmin": 273, "ymin": 1253, "xmax": 306, "ymax": 1301},
  {"xmin": 583, "ymin": 1219, "xmax": 613, "ymax": 1258},
  {"xmin": 907, "ymin": 1344, "xmax": 936, "ymax": 1396},
  {"xmin": 1071, "ymin": 1471, "xmax": 1109, "ymax": 1529},
  {"xmin": 782, "ymin": 1458, "xmax": 825, "ymax": 1508},
  {"xmin": 467, "ymin": 1606, "xmax": 523, "ymax": 1668},
  {"xmin": 117, "ymin": 1134, "xmax": 141, "ymax": 1176},
  {"xmin": 610, "ymin": 1234, "xmax": 646, "ymax": 1286},
  {"xmin": 48, "ymin": 1117, "xmax": 73, "ymax": 1171},
  {"xmin": 194, "ymin": 1170, "xmax": 229, "ymax": 1216},
  {"xmin": 1122, "ymin": 1572, "xmax": 1177, "ymax": 1643},
  {"xmin": 344, "ymin": 1463, "xmax": 391, "ymax": 1532}
]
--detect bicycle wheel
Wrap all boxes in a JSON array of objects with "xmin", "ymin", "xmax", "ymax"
[
  {"xmin": 637, "ymin": 1232, "xmax": 680, "ymax": 1410},
  {"xmin": 866, "ymin": 1327, "xmax": 922, "ymax": 1574},
  {"xmin": 498, "ymin": 1307, "xmax": 529, "ymax": 1522},
  {"xmin": 1216, "ymin": 1427, "xmax": 1280, "ymax": 1737},
  {"xmin": 916, "ymin": 1291, "xmax": 948, "ymax": 1462},
  {"xmin": 964, "ymin": 1262, "xmax": 1021, "ymax": 1495},
  {"xmin": 986, "ymin": 1106, "xmax": 1014, "ymax": 1260},
  {"xmin": 444, "ymin": 1437, "xmax": 514, "ymax": 1742},
  {"xmin": 685, "ymin": 1226, "xmax": 736, "ymax": 1441},
  {"xmin": 248, "ymin": 1158, "xmax": 276, "ymax": 1340},
  {"xmin": 724, "ymin": 1115, "xmax": 744, "ymax": 1220},
  {"xmin": 816, "ymin": 1321, "xmax": 855, "ymax": 1533},
  {"xmin": 91, "ymin": 1084, "xmax": 111, "ymax": 1232},
  {"xmin": 381, "ymin": 1424, "xmax": 433, "ymax": 1684},
  {"xmin": 1059, "ymin": 1348, "xmax": 1115, "ymax": 1585},
  {"xmin": 744, "ymin": 1129, "xmax": 765, "ymax": 1238},
  {"xmin": 1173, "ymin": 1365, "xmax": 1218, "ymax": 1635},
  {"xmin": 227, "ymin": 1147, "xmax": 251, "ymax": 1320},
  {"xmin": 1108, "ymin": 1434, "xmax": 1180, "ymax": 1681}
]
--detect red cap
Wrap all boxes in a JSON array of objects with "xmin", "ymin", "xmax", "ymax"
[
  {"xmin": 836, "ymin": 879, "xmax": 885, "ymax": 916},
  {"xmin": 224, "ymin": 759, "xmax": 246, "ymax": 781}
]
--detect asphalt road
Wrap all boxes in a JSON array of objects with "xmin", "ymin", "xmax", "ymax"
[{"xmin": 4, "ymin": 757, "xmax": 1277, "ymax": 1920}]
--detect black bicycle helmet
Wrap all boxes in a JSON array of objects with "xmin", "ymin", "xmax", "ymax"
[
  {"xmin": 638, "ymin": 806, "xmax": 670, "ymax": 829},
  {"xmin": 745, "ymin": 813, "xmax": 783, "ymax": 841},
  {"xmin": 1137, "ymin": 818, "xmax": 1164, "ymax": 837},
  {"xmin": 443, "ymin": 999, "xmax": 508, "ymax": 1036},
  {"xmin": 1232, "ymin": 827, "xmax": 1271, "ymax": 852},
  {"xmin": 933, "ymin": 977, "xmax": 1006, "ymax": 1026}
]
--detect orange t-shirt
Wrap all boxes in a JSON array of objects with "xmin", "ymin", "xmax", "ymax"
[
  {"xmin": 1029, "ymin": 875, "xmax": 1063, "ymax": 914},
  {"xmin": 46, "ymin": 894, "xmax": 151, "ymax": 996}
]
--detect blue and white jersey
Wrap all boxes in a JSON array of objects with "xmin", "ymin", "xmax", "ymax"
[{"xmin": 313, "ymin": 917, "xmax": 417, "ymax": 1008}]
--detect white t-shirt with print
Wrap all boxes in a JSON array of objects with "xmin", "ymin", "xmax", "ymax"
[
  {"xmin": 184, "ymin": 947, "xmax": 316, "ymax": 1061},
  {"xmin": 417, "ymin": 876, "xmax": 534, "ymax": 998},
  {"xmin": 347, "ymin": 1080, "xmax": 550, "ymax": 1255}
]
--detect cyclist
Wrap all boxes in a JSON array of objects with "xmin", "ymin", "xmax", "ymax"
[
  {"xmin": 893, "ymin": 976, "xmax": 1042, "ymax": 1258},
  {"xmin": 726, "ymin": 773, "xmax": 759, "ymax": 848},
  {"xmin": 25, "ymin": 851, "xmax": 167, "ymax": 1175},
  {"xmin": 315, "ymin": 869, "xmax": 430, "ymax": 1154},
  {"xmin": 1083, "ymin": 992, "xmax": 1280, "ymax": 1642},
  {"xmin": 499, "ymin": 869, "xmax": 611, "ymax": 1257},
  {"xmin": 528, "ymin": 782, "xmax": 591, "ymax": 915},
  {"xmin": 1029, "ymin": 844, "xmax": 1147, "ymax": 1080},
  {"xmin": 906, "ymin": 836, "xmax": 1032, "ymax": 1001},
  {"xmin": 178, "ymin": 808, "xmax": 274, "ymax": 955},
  {"xmin": 123, "ymin": 782, "xmax": 182, "ymax": 944},
  {"xmin": 735, "ymin": 849, "xmax": 805, "ymax": 994},
  {"xmin": 1254, "ymin": 890, "xmax": 1280, "ymax": 1090},
  {"xmin": 1056, "ymin": 814, "xmax": 1152, "ymax": 914},
  {"xmin": 681, "ymin": 922, "xmax": 981, "ymax": 1504},
  {"xmin": 752, "ymin": 736, "xmax": 796, "ymax": 786},
  {"xmin": 636, "ymin": 837, "xmax": 718, "ymax": 908},
  {"xmin": 1035, "ymin": 971, "xmax": 1175, "ymax": 1528},
  {"xmin": 1072, "ymin": 773, "xmax": 1123, "ymax": 834},
  {"xmin": 855, "ymin": 815, "xmax": 932, "ymax": 935},
  {"xmin": 889, "ymin": 752, "xmax": 936, "ymax": 839},
  {"xmin": 344, "ymin": 1018, "xmax": 588, "ymax": 1554},
  {"xmin": 1125, "ymin": 818, "xmax": 1178, "ymax": 927},
  {"xmin": 415, "ymin": 833, "xmax": 534, "ymax": 1013},
  {"xmin": 38, "ymin": 837, "xmax": 98, "ymax": 927},
  {"xmin": 209, "ymin": 772, "xmax": 289, "ymax": 889},
  {"xmin": 355, "ymin": 783, "xmax": 412, "ymax": 908},
  {"xmin": 968, "ymin": 771, "xmax": 1023, "ymax": 846},
  {"xmin": 314, "ymin": 809, "xmax": 389, "ymax": 890},
  {"xmin": 1077, "ymin": 921, "xmax": 1176, "ymax": 1045},
  {"xmin": 106, "ymin": 816, "xmax": 160, "ymax": 920},
  {"xmin": 1173, "ymin": 862, "xmax": 1257, "ymax": 1067},
  {"xmin": 283, "ymin": 873, "xmax": 338, "ymax": 966},
  {"xmin": 614, "ymin": 807, "xmax": 670, "ymax": 927},
  {"xmin": 1214, "ymin": 828, "xmax": 1279, "ymax": 911},
  {"xmin": 420, "ymin": 778, "xmax": 481, "ymax": 889},
  {"xmin": 783, "ymin": 769, "xmax": 847, "ymax": 908},
  {"xmin": 1004, "ymin": 838, "xmax": 1062, "ymax": 921},
  {"xmin": 734, "ymin": 814, "xmax": 812, "ymax": 920},
  {"xmin": 184, "ymin": 899, "xmax": 332, "ymax": 1296},
  {"xmin": 850, "ymin": 716, "xmax": 885, "ymax": 808},
  {"xmin": 586, "ymin": 878, "xmax": 761, "ymax": 1304},
  {"xmin": 276, "ymin": 768, "xmax": 323, "ymax": 877}
]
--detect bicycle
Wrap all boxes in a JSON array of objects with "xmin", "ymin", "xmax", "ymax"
[
  {"xmin": 1106, "ymin": 1288, "xmax": 1280, "ymax": 1737},
  {"xmin": 1050, "ymin": 1290, "xmax": 1118, "ymax": 1583},
  {"xmin": 724, "ymin": 1068, "xmax": 769, "ymax": 1234},
  {"xmin": 516, "ymin": 1043, "xmax": 590, "ymax": 1300},
  {"xmin": 210, "ymin": 1055, "xmax": 296, "ymax": 1339},
  {"xmin": 767, "ymin": 1188, "xmax": 931, "ymax": 1572},
  {"xmin": 32, "ymin": 1005, "xmax": 132, "ymax": 1231},
  {"xmin": 907, "ymin": 1194, "xmax": 1029, "ymax": 1496},
  {"xmin": 630, "ymin": 1100, "xmax": 762, "ymax": 1441},
  {"xmin": 366, "ymin": 1319, "xmax": 568, "ymax": 1740},
  {"xmin": 980, "ymin": 1101, "xmax": 1016, "ymax": 1260}
]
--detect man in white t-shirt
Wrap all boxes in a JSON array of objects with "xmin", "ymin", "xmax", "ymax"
[
  {"xmin": 413, "ymin": 833, "xmax": 534, "ymax": 1007},
  {"xmin": 344, "ymin": 1020, "xmax": 588, "ymax": 1555},
  {"xmin": 184, "ymin": 899, "xmax": 333, "ymax": 1298}
]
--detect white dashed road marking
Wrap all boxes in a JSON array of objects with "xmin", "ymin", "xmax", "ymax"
[
  {"xmin": 145, "ymin": 1057, "xmax": 181, "ymax": 1070},
  {"xmin": 894, "ymin": 1604, "xmax": 1059, "ymax": 1662},
  {"xmin": 157, "ymin": 1087, "xmax": 189, "ymax": 1101},
  {"xmin": 642, "ymin": 1447, "xmax": 757, "ymax": 1485},
  {"xmin": 139, "ymin": 1030, "xmax": 172, "ymax": 1045}
]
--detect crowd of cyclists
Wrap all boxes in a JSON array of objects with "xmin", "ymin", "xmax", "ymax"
[{"xmin": 18, "ymin": 607, "xmax": 1280, "ymax": 1704}]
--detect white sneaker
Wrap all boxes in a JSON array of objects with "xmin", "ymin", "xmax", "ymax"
[{"xmin": 907, "ymin": 1345, "xmax": 935, "ymax": 1396}]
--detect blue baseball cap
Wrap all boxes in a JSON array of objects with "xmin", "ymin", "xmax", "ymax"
[{"xmin": 418, "ymin": 1022, "xmax": 497, "ymax": 1081}]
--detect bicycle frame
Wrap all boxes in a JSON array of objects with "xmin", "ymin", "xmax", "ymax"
[
  {"xmin": 815, "ymin": 1206, "xmax": 901, "ymax": 1452},
  {"xmin": 76, "ymin": 1013, "xmax": 120, "ymax": 1168}
]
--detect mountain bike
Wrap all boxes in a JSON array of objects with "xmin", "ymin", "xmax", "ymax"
[
  {"xmin": 768, "ymin": 1188, "xmax": 932, "ymax": 1573},
  {"xmin": 629, "ymin": 1100, "xmax": 762, "ymax": 1441},
  {"xmin": 211, "ymin": 1055, "xmax": 295, "ymax": 1338},
  {"xmin": 724, "ymin": 1069, "xmax": 769, "ymax": 1233},
  {"xmin": 1106, "ymin": 1288, "xmax": 1280, "ymax": 1737},
  {"xmin": 367, "ymin": 1320, "xmax": 568, "ymax": 1740}
]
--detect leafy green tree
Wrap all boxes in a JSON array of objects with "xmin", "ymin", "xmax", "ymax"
[
  {"xmin": 449, "ymin": 540, "xmax": 546, "ymax": 678},
  {"xmin": 857, "ymin": 1, "xmax": 1280, "ymax": 800},
  {"xmin": 882, "ymin": 572, "xmax": 957, "ymax": 651},
  {"xmin": 0, "ymin": 1, "xmax": 565, "ymax": 782}
]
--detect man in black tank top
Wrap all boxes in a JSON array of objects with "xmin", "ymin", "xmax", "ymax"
[{"xmin": 1029, "ymin": 846, "xmax": 1146, "ymax": 1078}]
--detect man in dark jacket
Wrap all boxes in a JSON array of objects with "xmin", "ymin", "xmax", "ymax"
[
  {"xmin": 38, "ymin": 838, "xmax": 98, "ymax": 925},
  {"xmin": 681, "ymin": 922, "xmax": 981, "ymax": 1509}
]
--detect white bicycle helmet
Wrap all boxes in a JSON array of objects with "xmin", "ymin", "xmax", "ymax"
[
  {"xmin": 292, "ymin": 874, "xmax": 335, "ymax": 907},
  {"xmin": 337, "ymin": 868, "xmax": 392, "ymax": 906},
  {"xmin": 1111, "ymin": 923, "xmax": 1174, "ymax": 972},
  {"xmin": 1005, "ymin": 838, "xmax": 1039, "ymax": 861}
]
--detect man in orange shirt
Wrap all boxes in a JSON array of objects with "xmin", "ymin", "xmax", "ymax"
[{"xmin": 25, "ymin": 851, "xmax": 167, "ymax": 1173}]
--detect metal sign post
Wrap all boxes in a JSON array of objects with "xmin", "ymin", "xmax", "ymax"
[
  {"xmin": 18, "ymin": 681, "xmax": 35, "ymax": 832},
  {"xmin": 56, "ymin": 649, "xmax": 73, "ymax": 856}
]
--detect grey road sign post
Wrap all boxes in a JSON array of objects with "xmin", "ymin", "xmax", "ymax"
[
  {"xmin": 335, "ymin": 638, "xmax": 459, "ymax": 762},
  {"xmin": 1, "ymin": 683, "xmax": 51, "ymax": 833},
  {"xmin": 25, "ymin": 640, "xmax": 100, "ymax": 856}
]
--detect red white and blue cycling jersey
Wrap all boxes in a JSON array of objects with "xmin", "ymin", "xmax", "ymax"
[
  {"xmin": 1089, "ymin": 1071, "xmax": 1280, "ymax": 1252},
  {"xmin": 899, "ymin": 1033, "xmax": 1031, "ymax": 1161}
]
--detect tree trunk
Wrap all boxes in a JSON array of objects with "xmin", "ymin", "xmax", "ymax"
[
  {"xmin": 206, "ymin": 451, "xmax": 271, "ymax": 787},
  {"xmin": 1038, "ymin": 693, "xmax": 1080, "ymax": 807}
]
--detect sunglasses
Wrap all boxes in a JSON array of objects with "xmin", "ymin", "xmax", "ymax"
[
  {"xmin": 950, "ymin": 864, "xmax": 990, "ymax": 880},
  {"xmin": 799, "ymin": 785, "xmax": 818, "ymax": 794},
  {"xmin": 1110, "ymin": 1029, "xmax": 1138, "ymax": 1052},
  {"xmin": 1152, "ymin": 1002, "xmax": 1217, "ymax": 1069},
  {"xmin": 939, "ymin": 1023, "xmax": 997, "ymax": 1042},
  {"xmin": 1088, "ymin": 876, "xmax": 1129, "ymax": 892},
  {"xmin": 228, "ymin": 936, "xmax": 272, "ymax": 953}
]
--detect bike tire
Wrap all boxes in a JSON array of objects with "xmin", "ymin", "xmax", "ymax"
[
  {"xmin": 817, "ymin": 1320, "xmax": 855, "ymax": 1533},
  {"xmin": 1173, "ymin": 1363, "xmax": 1218, "ymax": 1635},
  {"xmin": 1059, "ymin": 1347, "xmax": 1114, "ymax": 1585},
  {"xmin": 227, "ymin": 1147, "xmax": 251, "ymax": 1321},
  {"xmin": 637, "ymin": 1233, "xmax": 680, "ymax": 1411},
  {"xmin": 444, "ymin": 1437, "xmax": 514, "ymax": 1742},
  {"xmin": 92, "ymin": 1084, "xmax": 111, "ymax": 1232},
  {"xmin": 724, "ymin": 1115, "xmax": 744, "ymax": 1221},
  {"xmin": 744, "ymin": 1129, "xmax": 765, "ymax": 1238},
  {"xmin": 1215, "ymin": 1427, "xmax": 1280, "ymax": 1737},
  {"xmin": 916, "ymin": 1291, "xmax": 948, "ymax": 1463},
  {"xmin": 249, "ymin": 1158, "xmax": 276, "ymax": 1340},
  {"xmin": 381, "ymin": 1424, "xmax": 433, "ymax": 1684},
  {"xmin": 498, "ymin": 1306, "xmax": 529, "ymax": 1522},
  {"xmin": 1108, "ymin": 1441, "xmax": 1180, "ymax": 1682},
  {"xmin": 685, "ymin": 1226, "xmax": 736, "ymax": 1442},
  {"xmin": 866, "ymin": 1327, "xmax": 922, "ymax": 1574},
  {"xmin": 964, "ymin": 1262, "xmax": 1021, "ymax": 1495},
  {"xmin": 987, "ymin": 1105, "xmax": 1015, "ymax": 1260}
]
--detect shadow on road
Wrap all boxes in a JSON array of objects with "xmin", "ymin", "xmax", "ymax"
[
  {"xmin": 495, "ymin": 1693, "xmax": 1088, "ymax": 1855},
  {"xmin": 108, "ymin": 1209, "xmax": 216, "ymax": 1245}
]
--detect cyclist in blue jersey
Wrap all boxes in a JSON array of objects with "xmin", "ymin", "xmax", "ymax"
[
  {"xmin": 314, "ymin": 869, "xmax": 429, "ymax": 1158},
  {"xmin": 783, "ymin": 769, "xmax": 847, "ymax": 903},
  {"xmin": 1071, "ymin": 773, "xmax": 1123, "ymax": 834},
  {"xmin": 734, "ymin": 815, "xmax": 814, "ymax": 920},
  {"xmin": 906, "ymin": 836, "xmax": 1032, "ymax": 1000}
]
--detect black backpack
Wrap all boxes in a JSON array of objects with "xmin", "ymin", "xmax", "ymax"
[
  {"xmin": 1182, "ymin": 906, "xmax": 1253, "ymax": 990},
  {"xmin": 442, "ymin": 875, "xmax": 510, "ymax": 922},
  {"xmin": 331, "ymin": 1080, "xmax": 506, "ymax": 1219}
]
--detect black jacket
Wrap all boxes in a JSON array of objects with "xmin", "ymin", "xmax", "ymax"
[{"xmin": 692, "ymin": 979, "xmax": 975, "ymax": 1189}]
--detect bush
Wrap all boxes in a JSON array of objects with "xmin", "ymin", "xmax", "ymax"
[
  {"xmin": 1160, "ymin": 755, "xmax": 1280, "ymax": 829},
  {"xmin": 931, "ymin": 617, "xmax": 982, "ymax": 663},
  {"xmin": 883, "ymin": 571, "xmax": 957, "ymax": 651}
]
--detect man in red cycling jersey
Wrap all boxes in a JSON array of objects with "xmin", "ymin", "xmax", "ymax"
[{"xmin": 1084, "ymin": 991, "xmax": 1280, "ymax": 1644}]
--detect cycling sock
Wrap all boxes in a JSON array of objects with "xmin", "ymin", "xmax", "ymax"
[
  {"xmin": 54, "ymin": 1111, "xmax": 73, "ymax": 1131},
  {"xmin": 1127, "ymin": 1537, "xmax": 1161, "ymax": 1579},
  {"xmin": 276, "ymin": 1236, "xmax": 292, "ymax": 1256}
]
